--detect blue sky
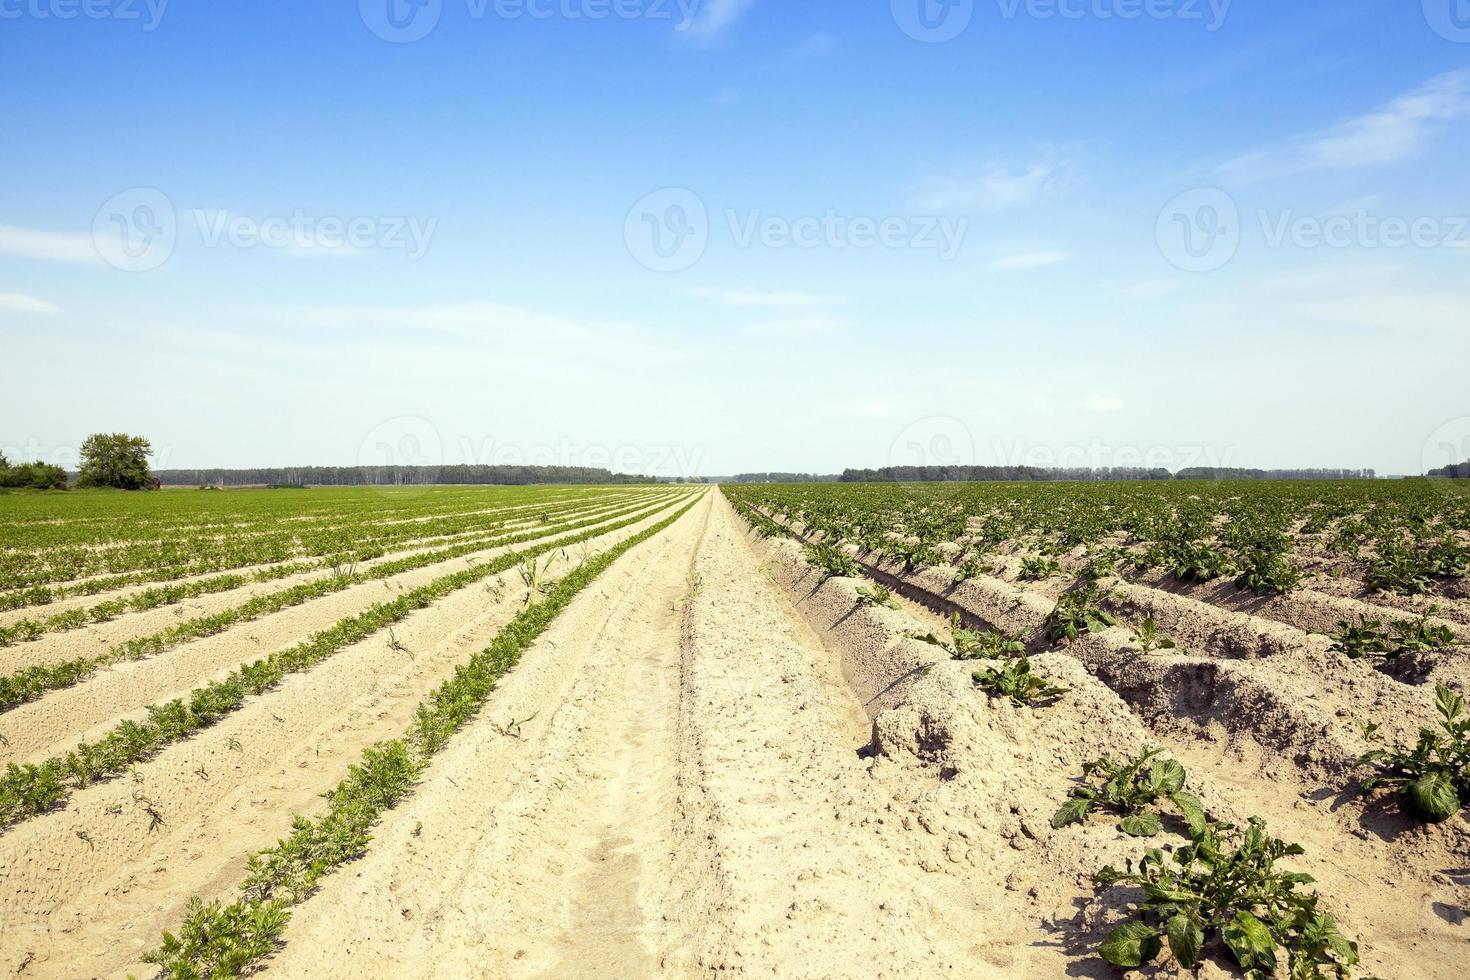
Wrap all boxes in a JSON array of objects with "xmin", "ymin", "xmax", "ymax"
[{"xmin": 2, "ymin": 0, "xmax": 1468, "ymax": 477}]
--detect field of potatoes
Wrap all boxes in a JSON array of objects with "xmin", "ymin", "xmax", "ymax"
[{"xmin": 0, "ymin": 480, "xmax": 1466, "ymax": 978}]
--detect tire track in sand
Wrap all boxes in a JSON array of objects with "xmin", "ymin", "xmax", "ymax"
[
  {"xmin": 260, "ymin": 491, "xmax": 712, "ymax": 978},
  {"xmin": 265, "ymin": 492, "xmax": 994, "ymax": 978}
]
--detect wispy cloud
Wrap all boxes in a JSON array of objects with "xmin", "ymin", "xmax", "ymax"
[
  {"xmin": 912, "ymin": 157, "xmax": 1078, "ymax": 212},
  {"xmin": 1219, "ymin": 70, "xmax": 1470, "ymax": 182},
  {"xmin": 256, "ymin": 301, "xmax": 684, "ymax": 368},
  {"xmin": 989, "ymin": 250, "xmax": 1071, "ymax": 271},
  {"xmin": 0, "ymin": 292, "xmax": 61, "ymax": 314},
  {"xmin": 1119, "ymin": 280, "xmax": 1178, "ymax": 299},
  {"xmin": 688, "ymin": 287, "xmax": 847, "ymax": 308},
  {"xmin": 1085, "ymin": 394, "xmax": 1124, "ymax": 413},
  {"xmin": 792, "ymin": 32, "xmax": 836, "ymax": 58},
  {"xmin": 0, "ymin": 225, "xmax": 100, "ymax": 265},
  {"xmin": 678, "ymin": 0, "xmax": 756, "ymax": 41}
]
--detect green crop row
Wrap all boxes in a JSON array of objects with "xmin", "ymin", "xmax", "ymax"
[
  {"xmin": 0, "ymin": 492, "xmax": 696, "ymax": 829},
  {"xmin": 142, "ymin": 494, "xmax": 702, "ymax": 978}
]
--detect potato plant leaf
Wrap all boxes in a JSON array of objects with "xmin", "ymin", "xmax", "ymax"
[
  {"xmin": 1118, "ymin": 812, "xmax": 1162, "ymax": 837},
  {"xmin": 1222, "ymin": 911, "xmax": 1277, "ymax": 973},
  {"xmin": 1050, "ymin": 797, "xmax": 1091, "ymax": 829},
  {"xmin": 1168, "ymin": 791, "xmax": 1207, "ymax": 836},
  {"xmin": 1099, "ymin": 921, "xmax": 1161, "ymax": 968},
  {"xmin": 1406, "ymin": 771, "xmax": 1460, "ymax": 823},
  {"xmin": 1166, "ymin": 913, "xmax": 1204, "ymax": 968}
]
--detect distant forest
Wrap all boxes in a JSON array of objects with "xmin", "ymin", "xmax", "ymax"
[
  {"xmin": 717, "ymin": 466, "xmax": 1381, "ymax": 484},
  {"xmin": 1428, "ymin": 461, "xmax": 1470, "ymax": 478},
  {"xmin": 156, "ymin": 465, "xmax": 658, "ymax": 487}
]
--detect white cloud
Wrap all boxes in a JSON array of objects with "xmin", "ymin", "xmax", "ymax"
[
  {"xmin": 688, "ymin": 287, "xmax": 847, "ymax": 308},
  {"xmin": 793, "ymin": 32, "xmax": 836, "ymax": 58},
  {"xmin": 1085, "ymin": 395, "xmax": 1124, "ymax": 413},
  {"xmin": 1220, "ymin": 71, "xmax": 1470, "ymax": 182},
  {"xmin": 0, "ymin": 225, "xmax": 100, "ymax": 265},
  {"xmin": 989, "ymin": 250, "xmax": 1071, "ymax": 271},
  {"xmin": 678, "ymin": 0, "xmax": 756, "ymax": 40},
  {"xmin": 0, "ymin": 292, "xmax": 61, "ymax": 315},
  {"xmin": 912, "ymin": 158, "xmax": 1077, "ymax": 212}
]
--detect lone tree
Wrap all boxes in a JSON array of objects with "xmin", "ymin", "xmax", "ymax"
[{"xmin": 77, "ymin": 433, "xmax": 155, "ymax": 489}]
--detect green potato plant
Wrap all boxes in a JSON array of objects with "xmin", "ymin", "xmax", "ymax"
[
  {"xmin": 1094, "ymin": 817, "xmax": 1360, "ymax": 978},
  {"xmin": 972, "ymin": 657, "xmax": 1067, "ymax": 707},
  {"xmin": 1051, "ymin": 747, "xmax": 1206, "ymax": 837},
  {"xmin": 1044, "ymin": 584, "xmax": 1117, "ymax": 644},
  {"xmin": 1355, "ymin": 684, "xmax": 1469, "ymax": 823}
]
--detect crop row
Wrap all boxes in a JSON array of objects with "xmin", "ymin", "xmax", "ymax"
[
  {"xmin": 0, "ymin": 491, "xmax": 657, "ymax": 646},
  {"xmin": 0, "ymin": 492, "xmax": 696, "ymax": 829},
  {"xmin": 0, "ymin": 493, "xmax": 671, "ymax": 712},
  {"xmin": 725, "ymin": 480, "xmax": 1470, "ymax": 600},
  {"xmin": 0, "ymin": 487, "xmax": 653, "ymax": 595},
  {"xmin": 141, "ymin": 495, "xmax": 703, "ymax": 977},
  {"xmin": 729, "ymin": 485, "xmax": 1467, "ymax": 978}
]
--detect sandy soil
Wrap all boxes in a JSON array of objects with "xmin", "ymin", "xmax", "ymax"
[
  {"xmin": 0, "ymin": 496, "xmax": 689, "ymax": 978},
  {"xmin": 2, "ymin": 488, "xmax": 1464, "ymax": 979}
]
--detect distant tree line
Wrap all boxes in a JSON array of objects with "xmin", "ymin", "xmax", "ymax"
[
  {"xmin": 835, "ymin": 466, "xmax": 1379, "ymax": 483},
  {"xmin": 155, "ymin": 465, "xmax": 658, "ymax": 487},
  {"xmin": 707, "ymin": 472, "xmax": 844, "ymax": 484},
  {"xmin": 1428, "ymin": 460, "xmax": 1470, "ymax": 479},
  {"xmin": 839, "ymin": 466, "xmax": 1175, "ymax": 482},
  {"xmin": 1173, "ymin": 467, "xmax": 1377, "ymax": 481}
]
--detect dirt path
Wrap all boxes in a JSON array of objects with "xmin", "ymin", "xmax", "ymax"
[
  {"xmin": 261, "ymin": 491, "xmax": 715, "ymax": 978},
  {"xmin": 264, "ymin": 493, "xmax": 1000, "ymax": 978}
]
